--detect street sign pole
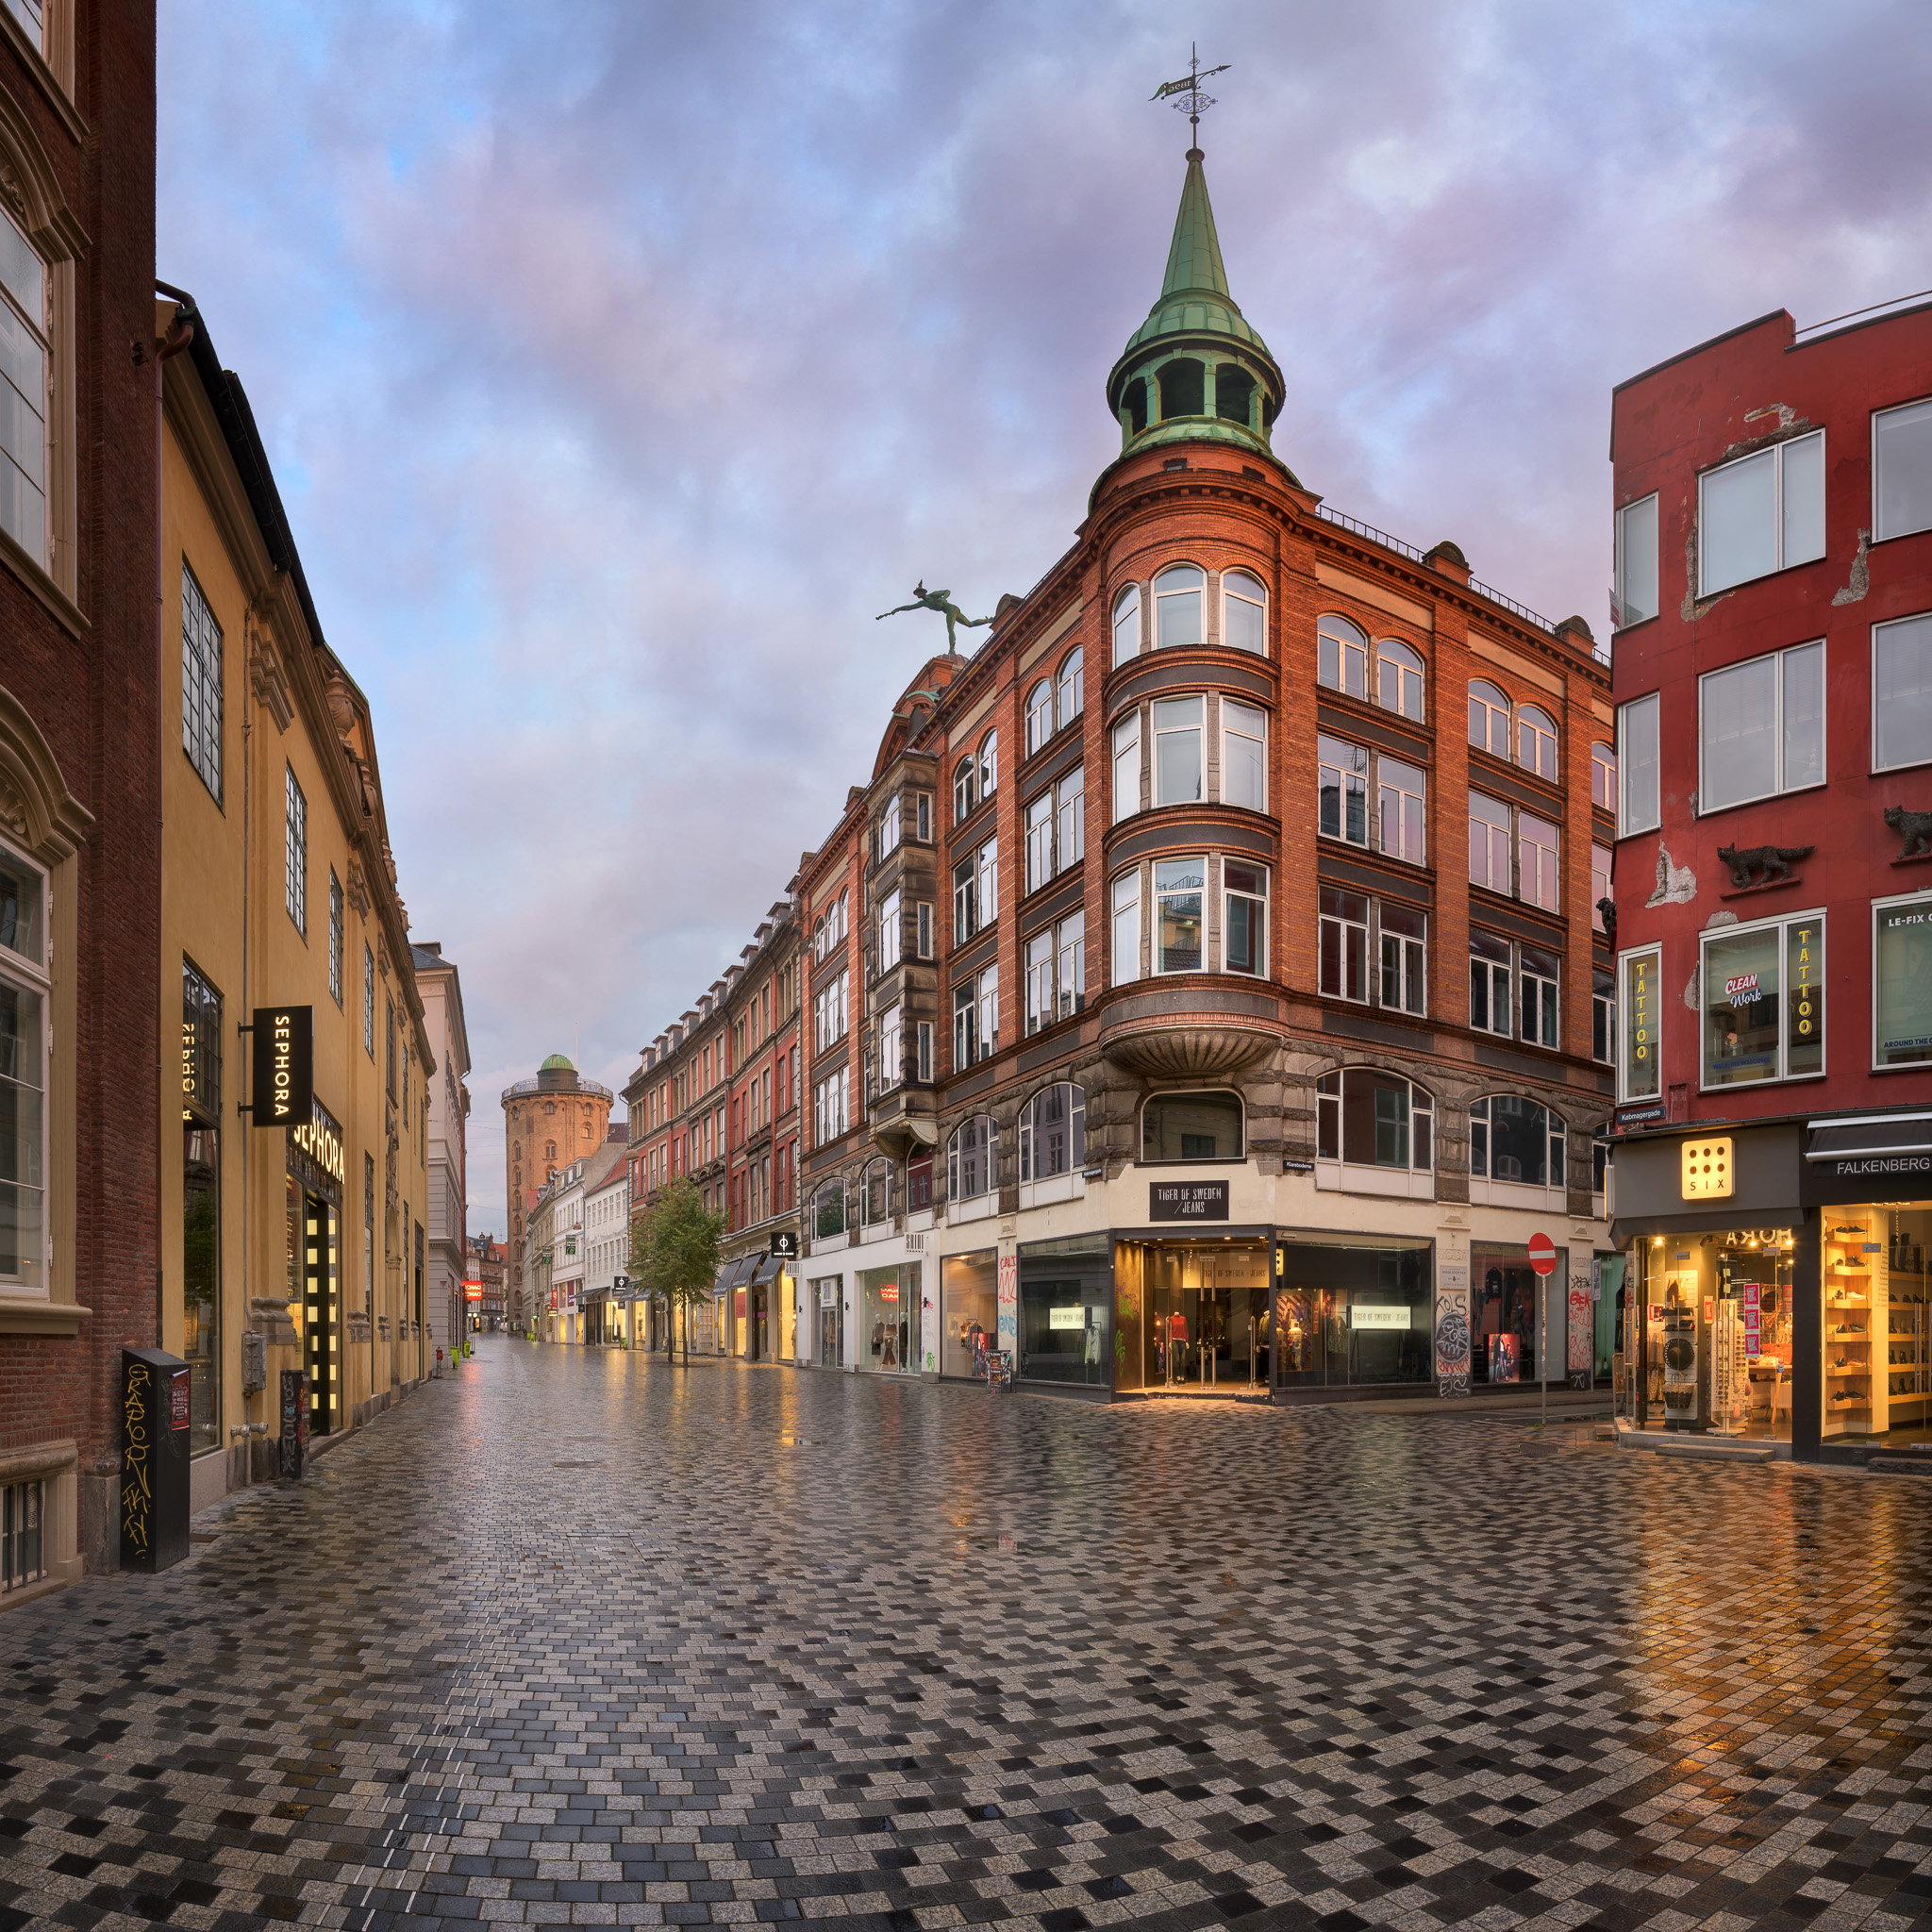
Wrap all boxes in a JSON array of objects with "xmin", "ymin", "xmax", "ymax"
[{"xmin": 1527, "ymin": 1232, "xmax": 1558, "ymax": 1426}]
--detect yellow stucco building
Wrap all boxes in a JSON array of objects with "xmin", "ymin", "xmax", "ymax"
[{"xmin": 158, "ymin": 295, "xmax": 435, "ymax": 1513}]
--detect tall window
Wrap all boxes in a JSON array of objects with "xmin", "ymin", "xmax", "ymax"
[
  {"xmin": 1154, "ymin": 564, "xmax": 1205, "ymax": 647},
  {"xmin": 878, "ymin": 889, "xmax": 902, "ymax": 969},
  {"xmin": 949, "ymin": 1115, "xmax": 998, "ymax": 1201},
  {"xmin": 1591, "ymin": 742, "xmax": 1617, "ymax": 811},
  {"xmin": 1875, "ymin": 398, "xmax": 1932, "ymax": 542},
  {"xmin": 1318, "ymin": 614, "xmax": 1369, "ymax": 700},
  {"xmin": 1520, "ymin": 815, "xmax": 1559, "ymax": 910},
  {"xmin": 1699, "ymin": 430, "xmax": 1824, "ymax": 595},
  {"xmin": 1111, "ymin": 585, "xmax": 1141, "ymax": 668},
  {"xmin": 1057, "ymin": 767, "xmax": 1084, "ymax": 870},
  {"xmin": 1874, "ymin": 891, "xmax": 1932, "ymax": 1068},
  {"xmin": 1376, "ymin": 638, "xmax": 1424, "ymax": 721},
  {"xmin": 1614, "ymin": 492, "xmax": 1658, "ymax": 628},
  {"xmin": 284, "ymin": 766, "xmax": 307, "ymax": 933},
  {"xmin": 1591, "ymin": 845, "xmax": 1612, "ymax": 929},
  {"xmin": 1025, "ymin": 927, "xmax": 1054, "ymax": 1036},
  {"xmin": 1319, "ymin": 735, "xmax": 1368, "ymax": 845},
  {"xmin": 978, "ymin": 730, "xmax": 997, "ymax": 800},
  {"xmin": 813, "ymin": 1179, "xmax": 845, "ymax": 1239},
  {"xmin": 181, "ymin": 564, "xmax": 223, "ymax": 802},
  {"xmin": 0, "ymin": 201, "xmax": 48, "ymax": 565},
  {"xmin": 1153, "ymin": 696, "xmax": 1204, "ymax": 805},
  {"xmin": 1111, "ymin": 871, "xmax": 1141, "ymax": 986},
  {"xmin": 1025, "ymin": 679, "xmax": 1054, "ymax": 757},
  {"xmin": 953, "ymin": 754, "xmax": 977, "ymax": 824},
  {"xmin": 812, "ymin": 1068, "xmax": 849, "ymax": 1146},
  {"xmin": 1058, "ymin": 648, "xmax": 1084, "ymax": 727},
  {"xmin": 1873, "ymin": 613, "xmax": 1932, "ymax": 774},
  {"xmin": 1224, "ymin": 863, "xmax": 1267, "ymax": 976},
  {"xmin": 1020, "ymin": 1083, "xmax": 1086, "ymax": 1182},
  {"xmin": 1222, "ymin": 700, "xmax": 1267, "ymax": 810},
  {"xmin": 954, "ymin": 968, "xmax": 997, "ymax": 1066},
  {"xmin": 364, "ymin": 942, "xmax": 375, "ymax": 1056},
  {"xmin": 1592, "ymin": 971, "xmax": 1615, "ymax": 1065},
  {"xmin": 876, "ymin": 1004, "xmax": 902, "ymax": 1093},
  {"xmin": 1470, "ymin": 932, "xmax": 1510, "ymax": 1036},
  {"xmin": 1701, "ymin": 911, "xmax": 1824, "ymax": 1089},
  {"xmin": 1620, "ymin": 946, "xmax": 1660, "ymax": 1100},
  {"xmin": 1154, "ymin": 858, "xmax": 1204, "ymax": 973},
  {"xmin": 1377, "ymin": 757, "xmax": 1425, "ymax": 864},
  {"xmin": 1699, "ymin": 640, "xmax": 1824, "ymax": 810},
  {"xmin": 1520, "ymin": 948, "xmax": 1559, "ymax": 1049},
  {"xmin": 1112, "ymin": 714, "xmax": 1140, "ymax": 823},
  {"xmin": 1469, "ymin": 1096, "xmax": 1563, "ymax": 1189},
  {"xmin": 1056, "ymin": 910, "xmax": 1085, "ymax": 1020},
  {"xmin": 1469, "ymin": 680, "xmax": 1510, "ymax": 758},
  {"xmin": 1469, "ymin": 793, "xmax": 1511, "ymax": 893},
  {"xmin": 877, "ymin": 793, "xmax": 901, "ymax": 858},
  {"xmin": 1618, "ymin": 692, "xmax": 1660, "ymax": 835},
  {"xmin": 861, "ymin": 1158, "xmax": 891, "ymax": 1225},
  {"xmin": 1378, "ymin": 905, "xmax": 1425, "ymax": 1016},
  {"xmin": 813, "ymin": 972, "xmax": 847, "ymax": 1050},
  {"xmin": 1516, "ymin": 706, "xmax": 1557, "ymax": 781},
  {"xmin": 1319, "ymin": 889, "xmax": 1368, "ymax": 1003},
  {"xmin": 328, "ymin": 872, "xmax": 343, "ymax": 1006},
  {"xmin": 1317, "ymin": 1071, "xmax": 1432, "ymax": 1173},
  {"xmin": 181, "ymin": 959, "xmax": 222, "ymax": 1455},
  {"xmin": 1024, "ymin": 792, "xmax": 1053, "ymax": 892},
  {"xmin": 1222, "ymin": 570, "xmax": 1267, "ymax": 653}
]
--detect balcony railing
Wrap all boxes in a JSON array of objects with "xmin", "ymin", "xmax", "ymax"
[{"xmin": 501, "ymin": 1074, "xmax": 615, "ymax": 1102}]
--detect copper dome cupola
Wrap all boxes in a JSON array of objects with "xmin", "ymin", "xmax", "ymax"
[{"xmin": 1104, "ymin": 145, "xmax": 1286, "ymax": 465}]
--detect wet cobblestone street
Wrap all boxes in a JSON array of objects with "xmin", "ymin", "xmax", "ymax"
[{"xmin": 3, "ymin": 1339, "xmax": 1930, "ymax": 1932}]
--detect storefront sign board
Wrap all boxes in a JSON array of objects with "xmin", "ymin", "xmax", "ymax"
[
  {"xmin": 1048, "ymin": 1305, "xmax": 1083, "ymax": 1330},
  {"xmin": 769, "ymin": 1229, "xmax": 799, "ymax": 1258},
  {"xmin": 1351, "ymin": 1305, "xmax": 1408, "ymax": 1330},
  {"xmin": 250, "ymin": 1005, "xmax": 313, "ymax": 1128},
  {"xmin": 1681, "ymin": 1138, "xmax": 1734, "ymax": 1199},
  {"xmin": 1435, "ymin": 1266, "xmax": 1471, "ymax": 1399},
  {"xmin": 1149, "ymin": 1180, "xmax": 1229, "ymax": 1222}
]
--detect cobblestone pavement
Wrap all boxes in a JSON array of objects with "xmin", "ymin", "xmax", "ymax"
[{"xmin": 3, "ymin": 1340, "xmax": 1931, "ymax": 1932}]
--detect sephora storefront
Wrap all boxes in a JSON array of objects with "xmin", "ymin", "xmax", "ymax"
[{"xmin": 1611, "ymin": 1112, "xmax": 1932, "ymax": 1458}]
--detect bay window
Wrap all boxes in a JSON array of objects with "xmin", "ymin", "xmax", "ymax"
[
  {"xmin": 1110, "ymin": 872, "xmax": 1141, "ymax": 986},
  {"xmin": 1112, "ymin": 713, "xmax": 1140, "ymax": 823},
  {"xmin": 1699, "ymin": 430, "xmax": 1824, "ymax": 595},
  {"xmin": 876, "ymin": 1004, "xmax": 902, "ymax": 1094},
  {"xmin": 1221, "ymin": 699, "xmax": 1267, "ymax": 810},
  {"xmin": 1701, "ymin": 910, "xmax": 1824, "ymax": 1089},
  {"xmin": 878, "ymin": 889, "xmax": 901, "ymax": 970},
  {"xmin": 877, "ymin": 792, "xmax": 901, "ymax": 857},
  {"xmin": 1223, "ymin": 863, "xmax": 1267, "ymax": 976},
  {"xmin": 1154, "ymin": 564, "xmax": 1205, "ymax": 647},
  {"xmin": 1155, "ymin": 858, "xmax": 1205, "ymax": 974},
  {"xmin": 1153, "ymin": 696, "xmax": 1204, "ymax": 805},
  {"xmin": 1699, "ymin": 640, "xmax": 1824, "ymax": 811},
  {"xmin": 1111, "ymin": 584, "xmax": 1141, "ymax": 668},
  {"xmin": 1222, "ymin": 570, "xmax": 1267, "ymax": 652}
]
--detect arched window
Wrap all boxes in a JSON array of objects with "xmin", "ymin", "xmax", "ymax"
[
  {"xmin": 1020, "ymin": 1083, "xmax": 1087, "ymax": 1182},
  {"xmin": 1377, "ymin": 639, "xmax": 1424, "ymax": 722},
  {"xmin": 1591, "ymin": 741, "xmax": 1617, "ymax": 811},
  {"xmin": 1057, "ymin": 647, "xmax": 1084, "ymax": 728},
  {"xmin": 1024, "ymin": 679, "xmax": 1053, "ymax": 757},
  {"xmin": 1158, "ymin": 358, "xmax": 1204, "ymax": 418},
  {"xmin": 1315, "ymin": 1070, "xmax": 1434, "ymax": 1172},
  {"xmin": 1215, "ymin": 363, "xmax": 1256, "ymax": 426},
  {"xmin": 1222, "ymin": 570, "xmax": 1267, "ymax": 653},
  {"xmin": 813, "ymin": 1179, "xmax": 846, "ymax": 1239},
  {"xmin": 1124, "ymin": 376, "xmax": 1149, "ymax": 437},
  {"xmin": 953, "ymin": 753, "xmax": 977, "ymax": 824},
  {"xmin": 1141, "ymin": 1090, "xmax": 1243, "ymax": 1162},
  {"xmin": 1318, "ymin": 615, "xmax": 1369, "ymax": 700},
  {"xmin": 545, "ymin": 1141, "xmax": 557, "ymax": 1162},
  {"xmin": 861, "ymin": 1158, "xmax": 891, "ymax": 1225},
  {"xmin": 1468, "ymin": 1096, "xmax": 1565, "ymax": 1189},
  {"xmin": 1153, "ymin": 565, "xmax": 1205, "ymax": 648},
  {"xmin": 1469, "ymin": 680, "xmax": 1510, "ymax": 758},
  {"xmin": 978, "ymin": 729, "xmax": 998, "ymax": 798},
  {"xmin": 948, "ymin": 1114, "xmax": 999, "ymax": 1201},
  {"xmin": 1111, "ymin": 585, "xmax": 1141, "ymax": 668},
  {"xmin": 1517, "ymin": 706, "xmax": 1557, "ymax": 781}
]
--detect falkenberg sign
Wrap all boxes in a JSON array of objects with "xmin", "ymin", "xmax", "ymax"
[{"xmin": 250, "ymin": 1006, "xmax": 314, "ymax": 1128}]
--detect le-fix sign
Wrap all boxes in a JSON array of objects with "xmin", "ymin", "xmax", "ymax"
[{"xmin": 250, "ymin": 1007, "xmax": 313, "ymax": 1128}]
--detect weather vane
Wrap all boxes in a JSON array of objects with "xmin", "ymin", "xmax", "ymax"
[{"xmin": 1150, "ymin": 43, "xmax": 1229, "ymax": 147}]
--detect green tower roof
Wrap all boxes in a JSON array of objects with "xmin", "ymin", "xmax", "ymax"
[
  {"xmin": 540, "ymin": 1053, "xmax": 575, "ymax": 1073},
  {"xmin": 1119, "ymin": 146, "xmax": 1271, "ymax": 359}
]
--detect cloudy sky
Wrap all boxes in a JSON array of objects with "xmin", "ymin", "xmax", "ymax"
[{"xmin": 158, "ymin": 0, "xmax": 1932, "ymax": 1238}]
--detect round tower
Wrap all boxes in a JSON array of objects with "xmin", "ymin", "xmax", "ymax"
[{"xmin": 500, "ymin": 1052, "xmax": 613, "ymax": 1326}]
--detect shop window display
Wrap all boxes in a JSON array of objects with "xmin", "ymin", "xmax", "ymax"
[
  {"xmin": 858, "ymin": 1262, "xmax": 920, "ymax": 1374},
  {"xmin": 1700, "ymin": 912, "xmax": 1823, "ymax": 1089},
  {"xmin": 1144, "ymin": 1242, "xmax": 1271, "ymax": 1390},
  {"xmin": 1822, "ymin": 1209, "xmax": 1930, "ymax": 1443},
  {"xmin": 941, "ymin": 1248, "xmax": 998, "ymax": 1380},
  {"xmin": 1273, "ymin": 1240, "xmax": 1430, "ymax": 1389},
  {"xmin": 1019, "ymin": 1234, "xmax": 1111, "ymax": 1386},
  {"xmin": 1471, "ymin": 1243, "xmax": 1546, "ymax": 1383}
]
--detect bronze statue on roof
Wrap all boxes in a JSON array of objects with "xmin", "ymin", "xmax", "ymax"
[{"xmin": 875, "ymin": 582, "xmax": 991, "ymax": 654}]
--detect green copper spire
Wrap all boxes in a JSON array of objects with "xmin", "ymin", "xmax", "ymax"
[{"xmin": 1102, "ymin": 144, "xmax": 1287, "ymax": 476}]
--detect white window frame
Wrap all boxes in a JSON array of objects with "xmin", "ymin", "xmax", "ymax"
[
  {"xmin": 1316, "ymin": 1070, "xmax": 1434, "ymax": 1178},
  {"xmin": 1221, "ymin": 570, "xmax": 1267, "ymax": 654},
  {"xmin": 1592, "ymin": 971, "xmax": 1615, "ymax": 1066},
  {"xmin": 1874, "ymin": 397, "xmax": 1932, "ymax": 543},
  {"xmin": 915, "ymin": 901, "xmax": 933, "ymax": 960},
  {"xmin": 1469, "ymin": 679, "xmax": 1510, "ymax": 760},
  {"xmin": 878, "ymin": 889, "xmax": 901, "ymax": 971},
  {"xmin": 916, "ymin": 1021, "xmax": 933, "ymax": 1084},
  {"xmin": 1153, "ymin": 563, "xmax": 1205, "ymax": 648},
  {"xmin": 1614, "ymin": 491, "xmax": 1658, "ymax": 629},
  {"xmin": 1696, "ymin": 908, "xmax": 1825, "ymax": 1092},
  {"xmin": 1112, "ymin": 713, "xmax": 1140, "ymax": 824},
  {"xmin": 0, "ymin": 196, "xmax": 51, "ymax": 572},
  {"xmin": 877, "ymin": 1004, "xmax": 902, "ymax": 1094},
  {"xmin": 1024, "ymin": 679, "xmax": 1053, "ymax": 757},
  {"xmin": 1318, "ymin": 889, "xmax": 1368, "ymax": 1003},
  {"xmin": 1377, "ymin": 756, "xmax": 1425, "ymax": 865},
  {"xmin": 1872, "ymin": 612, "xmax": 1932, "ymax": 774},
  {"xmin": 1058, "ymin": 648, "xmax": 1084, "ymax": 728},
  {"xmin": 1520, "ymin": 950, "xmax": 1559, "ymax": 1050},
  {"xmin": 1019, "ymin": 1082, "xmax": 1087, "ymax": 1183},
  {"xmin": 1873, "ymin": 888, "xmax": 1932, "ymax": 1072},
  {"xmin": 1591, "ymin": 741, "xmax": 1616, "ymax": 812},
  {"xmin": 978, "ymin": 730, "xmax": 998, "ymax": 800},
  {"xmin": 1519, "ymin": 814, "xmax": 1559, "ymax": 911},
  {"xmin": 1318, "ymin": 734, "xmax": 1369, "ymax": 848},
  {"xmin": 1516, "ymin": 706, "xmax": 1557, "ymax": 782},
  {"xmin": 1056, "ymin": 767, "xmax": 1084, "ymax": 870},
  {"xmin": 1024, "ymin": 927, "xmax": 1054, "ymax": 1035},
  {"xmin": 1591, "ymin": 845, "xmax": 1612, "ymax": 931},
  {"xmin": 1024, "ymin": 791, "xmax": 1053, "ymax": 892},
  {"xmin": 1221, "ymin": 699, "xmax": 1267, "ymax": 811},
  {"xmin": 1697, "ymin": 429, "xmax": 1824, "ymax": 596},
  {"xmin": 1056, "ymin": 910, "xmax": 1086, "ymax": 1020},
  {"xmin": 0, "ymin": 835, "xmax": 50, "ymax": 1295},
  {"xmin": 1469, "ymin": 793, "xmax": 1512, "ymax": 895},
  {"xmin": 1222, "ymin": 860, "xmax": 1268, "ymax": 977},
  {"xmin": 1153, "ymin": 857, "xmax": 1206, "ymax": 975},
  {"xmin": 878, "ymin": 793, "xmax": 901, "ymax": 857},
  {"xmin": 1152, "ymin": 695, "xmax": 1205, "ymax": 806},
  {"xmin": 1618, "ymin": 691, "xmax": 1660, "ymax": 836},
  {"xmin": 1468, "ymin": 1095, "xmax": 1565, "ymax": 1193},
  {"xmin": 953, "ymin": 754, "xmax": 976, "ymax": 824},
  {"xmin": 1470, "ymin": 934, "xmax": 1511, "ymax": 1038},
  {"xmin": 1377, "ymin": 903, "xmax": 1426, "ymax": 1017},
  {"xmin": 1318, "ymin": 614, "xmax": 1369, "ymax": 702},
  {"xmin": 1111, "ymin": 584, "xmax": 1141, "ymax": 668},
  {"xmin": 976, "ymin": 838, "xmax": 997, "ymax": 926},
  {"xmin": 1110, "ymin": 870, "xmax": 1141, "ymax": 986},
  {"xmin": 1697, "ymin": 639, "xmax": 1826, "ymax": 813},
  {"xmin": 1375, "ymin": 637, "xmax": 1425, "ymax": 722}
]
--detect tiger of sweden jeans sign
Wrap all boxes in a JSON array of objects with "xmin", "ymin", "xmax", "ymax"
[
  {"xmin": 251, "ymin": 1006, "xmax": 313, "ymax": 1128},
  {"xmin": 1149, "ymin": 1180, "xmax": 1230, "ymax": 1222}
]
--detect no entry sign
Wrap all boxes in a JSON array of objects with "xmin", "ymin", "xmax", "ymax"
[{"xmin": 1528, "ymin": 1232, "xmax": 1558, "ymax": 1276}]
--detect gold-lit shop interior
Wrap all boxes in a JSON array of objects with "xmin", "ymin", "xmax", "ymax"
[{"xmin": 1822, "ymin": 1205, "xmax": 1930, "ymax": 1445}]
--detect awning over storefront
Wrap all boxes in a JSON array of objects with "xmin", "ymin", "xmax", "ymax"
[
  {"xmin": 1801, "ymin": 1112, "xmax": 1932, "ymax": 1205},
  {"xmin": 714, "ymin": 1253, "xmax": 758, "ymax": 1295},
  {"xmin": 1805, "ymin": 1113, "xmax": 1932, "ymax": 1160},
  {"xmin": 749, "ymin": 1252, "xmax": 789, "ymax": 1287}
]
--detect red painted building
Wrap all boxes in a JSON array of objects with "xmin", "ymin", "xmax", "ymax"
[{"xmin": 1607, "ymin": 299, "xmax": 1932, "ymax": 1461}]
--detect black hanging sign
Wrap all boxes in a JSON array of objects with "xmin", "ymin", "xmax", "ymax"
[
  {"xmin": 1150, "ymin": 1180, "xmax": 1230, "ymax": 1222},
  {"xmin": 250, "ymin": 1006, "xmax": 313, "ymax": 1128},
  {"xmin": 769, "ymin": 1229, "xmax": 800, "ymax": 1259}
]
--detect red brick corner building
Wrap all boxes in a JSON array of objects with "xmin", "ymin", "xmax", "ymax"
[
  {"xmin": 1607, "ymin": 297, "xmax": 1932, "ymax": 1463},
  {"xmin": 773, "ymin": 142, "xmax": 1616, "ymax": 1398}
]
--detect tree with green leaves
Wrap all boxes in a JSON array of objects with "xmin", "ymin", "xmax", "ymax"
[{"xmin": 628, "ymin": 1175, "xmax": 724, "ymax": 1364}]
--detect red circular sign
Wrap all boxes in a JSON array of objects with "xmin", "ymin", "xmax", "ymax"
[{"xmin": 1527, "ymin": 1233, "xmax": 1557, "ymax": 1276}]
